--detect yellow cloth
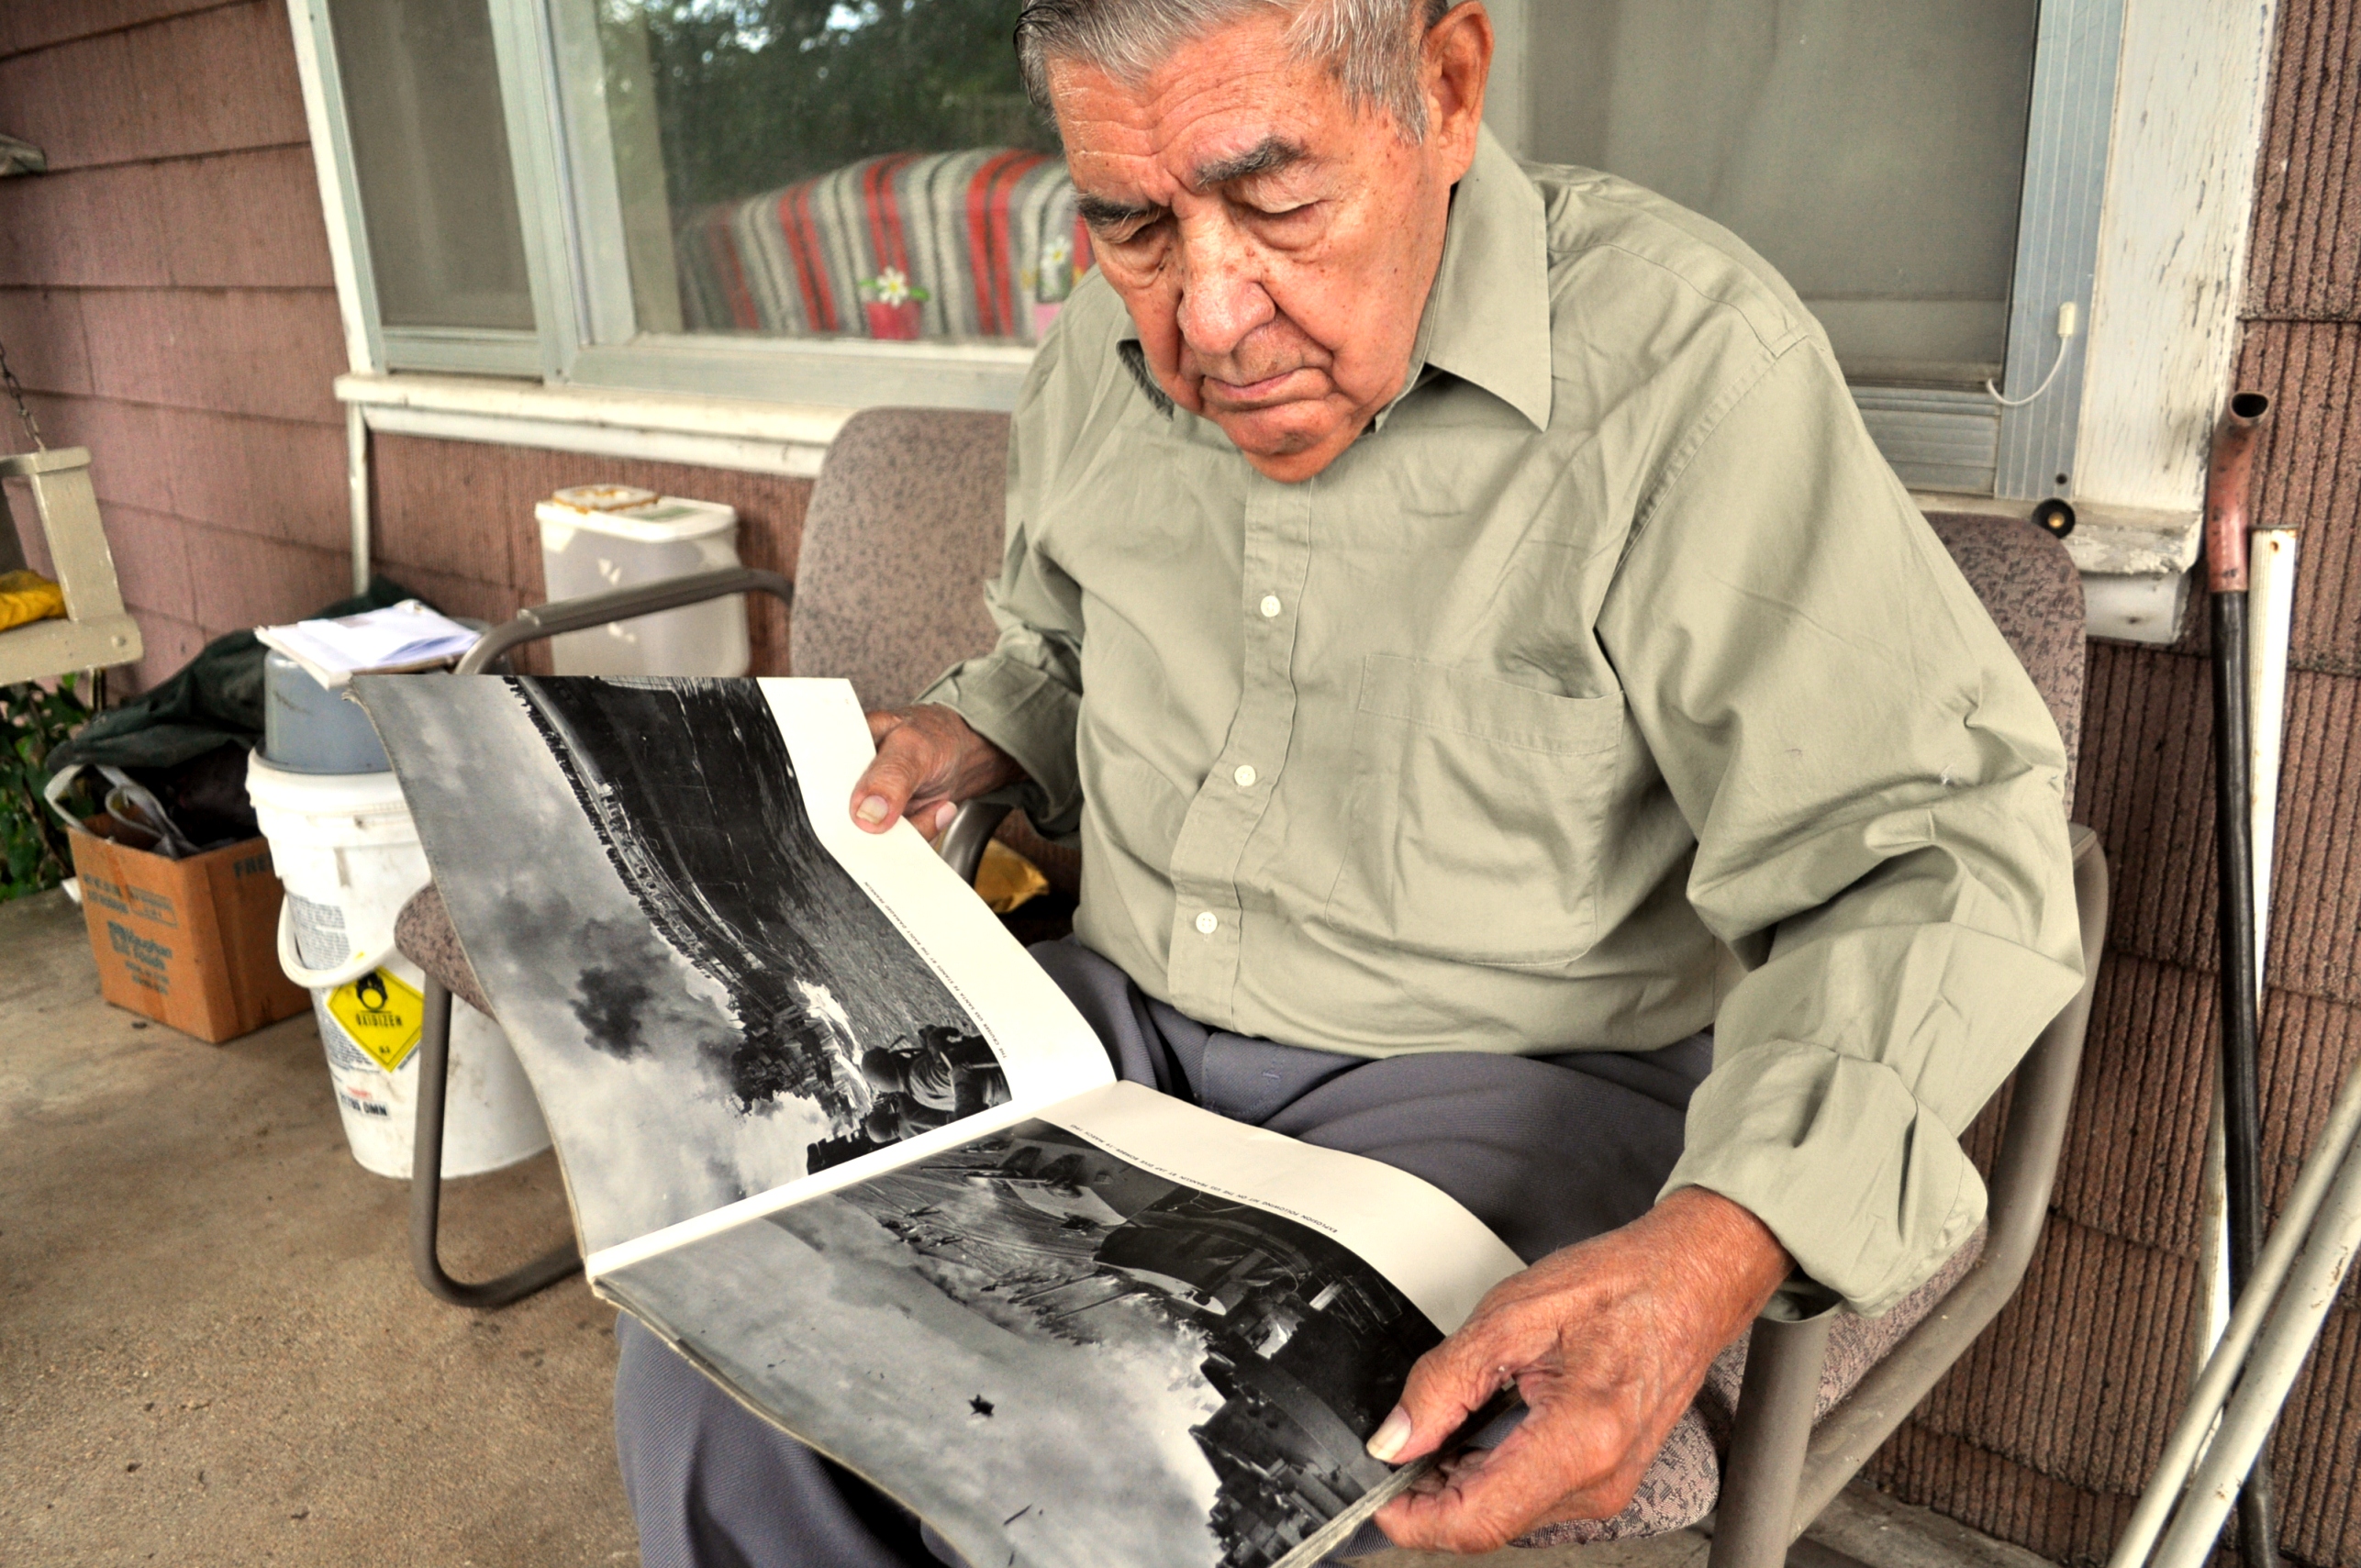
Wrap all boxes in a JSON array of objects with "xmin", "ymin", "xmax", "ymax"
[
  {"xmin": 973, "ymin": 838, "xmax": 1051, "ymax": 914},
  {"xmin": 0, "ymin": 570, "xmax": 65, "ymax": 631}
]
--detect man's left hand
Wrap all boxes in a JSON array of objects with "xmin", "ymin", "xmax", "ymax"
[{"xmin": 1369, "ymin": 1187, "xmax": 1793, "ymax": 1554}]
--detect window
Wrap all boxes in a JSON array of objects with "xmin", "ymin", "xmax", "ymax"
[
  {"xmin": 331, "ymin": 0, "xmax": 538, "ymax": 333},
  {"xmin": 589, "ymin": 1, "xmax": 1076, "ymax": 346},
  {"xmin": 1511, "ymin": 0, "xmax": 2038, "ymax": 389},
  {"xmin": 1489, "ymin": 0, "xmax": 2121, "ymax": 500},
  {"xmin": 310, "ymin": 0, "xmax": 546, "ymax": 374},
  {"xmin": 300, "ymin": 0, "xmax": 2124, "ymax": 497}
]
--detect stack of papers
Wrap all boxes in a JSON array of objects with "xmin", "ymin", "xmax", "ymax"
[{"xmin": 256, "ymin": 601, "xmax": 480, "ymax": 689}]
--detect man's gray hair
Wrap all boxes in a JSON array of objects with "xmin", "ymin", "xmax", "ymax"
[{"xmin": 1015, "ymin": 0, "xmax": 1459, "ymax": 139}]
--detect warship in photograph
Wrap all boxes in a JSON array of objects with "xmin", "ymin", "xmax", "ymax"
[
  {"xmin": 809, "ymin": 1120, "xmax": 1443, "ymax": 1566},
  {"xmin": 511, "ymin": 676, "xmax": 1007, "ymax": 1161}
]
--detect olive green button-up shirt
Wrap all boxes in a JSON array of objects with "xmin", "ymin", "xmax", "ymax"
[{"xmin": 922, "ymin": 129, "xmax": 2083, "ymax": 1316}]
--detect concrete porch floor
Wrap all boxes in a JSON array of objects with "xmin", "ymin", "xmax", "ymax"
[{"xmin": 2, "ymin": 887, "xmax": 2059, "ymax": 1568}]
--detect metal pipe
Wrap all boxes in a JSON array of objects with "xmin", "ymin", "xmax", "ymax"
[
  {"xmin": 1709, "ymin": 1311, "xmax": 1836, "ymax": 1568},
  {"xmin": 346, "ymin": 401, "xmax": 370, "ymax": 596},
  {"xmin": 938, "ymin": 800, "xmax": 1012, "ymax": 884},
  {"xmin": 2153, "ymin": 1112, "xmax": 2361, "ymax": 1568},
  {"xmin": 2204, "ymin": 391, "xmax": 2276, "ymax": 1568},
  {"xmin": 452, "ymin": 566, "xmax": 794, "ymax": 676},
  {"xmin": 2247, "ymin": 528, "xmax": 2300, "ymax": 998},
  {"xmin": 2110, "ymin": 1062, "xmax": 2361, "ymax": 1568}
]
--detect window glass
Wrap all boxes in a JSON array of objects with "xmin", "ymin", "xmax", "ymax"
[
  {"xmin": 332, "ymin": 0, "xmax": 537, "ymax": 331},
  {"xmin": 1520, "ymin": 0, "xmax": 2039, "ymax": 386},
  {"xmin": 594, "ymin": 0, "xmax": 1082, "ymax": 346}
]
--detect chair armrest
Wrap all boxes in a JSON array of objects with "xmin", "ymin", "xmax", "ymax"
[
  {"xmin": 1713, "ymin": 1310, "xmax": 1839, "ymax": 1568},
  {"xmin": 939, "ymin": 800, "xmax": 1013, "ymax": 885},
  {"xmin": 455, "ymin": 566, "xmax": 795, "ymax": 675},
  {"xmin": 1787, "ymin": 824, "xmax": 2110, "ymax": 1529},
  {"xmin": 1711, "ymin": 827, "xmax": 2109, "ymax": 1567}
]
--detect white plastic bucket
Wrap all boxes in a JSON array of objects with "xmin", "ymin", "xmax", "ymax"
[{"xmin": 246, "ymin": 753, "xmax": 551, "ymax": 1179}]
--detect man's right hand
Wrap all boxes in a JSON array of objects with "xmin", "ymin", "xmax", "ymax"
[{"xmin": 851, "ymin": 705, "xmax": 1024, "ymax": 840}]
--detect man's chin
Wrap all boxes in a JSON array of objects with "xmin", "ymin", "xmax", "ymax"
[{"xmin": 1208, "ymin": 405, "xmax": 1356, "ymax": 479}]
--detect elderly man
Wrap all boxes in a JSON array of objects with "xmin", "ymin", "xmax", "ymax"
[{"xmin": 613, "ymin": 0, "xmax": 2083, "ymax": 1562}]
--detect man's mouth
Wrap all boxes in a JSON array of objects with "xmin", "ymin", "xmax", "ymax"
[{"xmin": 1199, "ymin": 367, "xmax": 1317, "ymax": 408}]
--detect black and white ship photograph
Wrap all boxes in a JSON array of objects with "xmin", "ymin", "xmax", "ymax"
[
  {"xmin": 354, "ymin": 675, "xmax": 1012, "ymax": 1252},
  {"xmin": 597, "ymin": 1117, "xmax": 1443, "ymax": 1568}
]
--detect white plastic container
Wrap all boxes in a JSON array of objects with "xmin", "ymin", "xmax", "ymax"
[
  {"xmin": 246, "ymin": 753, "xmax": 551, "ymax": 1179},
  {"xmin": 537, "ymin": 487, "xmax": 749, "ymax": 677}
]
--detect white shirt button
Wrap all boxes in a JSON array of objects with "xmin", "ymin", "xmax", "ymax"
[
  {"xmin": 1195, "ymin": 911, "xmax": 1219, "ymax": 935},
  {"xmin": 1232, "ymin": 764, "xmax": 1257, "ymax": 788},
  {"xmin": 1259, "ymin": 595, "xmax": 1282, "ymax": 618}
]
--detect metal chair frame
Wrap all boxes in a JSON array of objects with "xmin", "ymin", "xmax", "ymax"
[
  {"xmin": 409, "ymin": 566, "xmax": 793, "ymax": 1309},
  {"xmin": 1709, "ymin": 825, "xmax": 2110, "ymax": 1568}
]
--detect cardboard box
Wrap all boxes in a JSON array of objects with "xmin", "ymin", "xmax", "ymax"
[{"xmin": 68, "ymin": 827, "xmax": 311, "ymax": 1043}]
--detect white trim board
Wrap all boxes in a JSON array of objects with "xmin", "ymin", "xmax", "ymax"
[
  {"xmin": 336, "ymin": 373, "xmax": 844, "ymax": 478},
  {"xmin": 2074, "ymin": 0, "xmax": 2281, "ymax": 513},
  {"xmin": 1910, "ymin": 489, "xmax": 2200, "ymax": 646},
  {"xmin": 333, "ymin": 373, "xmax": 2196, "ymax": 644}
]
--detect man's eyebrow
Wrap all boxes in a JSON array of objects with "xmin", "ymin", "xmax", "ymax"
[
  {"xmin": 1192, "ymin": 136, "xmax": 1306, "ymax": 190},
  {"xmin": 1071, "ymin": 136, "xmax": 1308, "ymax": 228},
  {"xmin": 1075, "ymin": 192, "xmax": 1161, "ymax": 228}
]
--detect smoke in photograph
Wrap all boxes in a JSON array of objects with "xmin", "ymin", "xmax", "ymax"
[{"xmin": 355, "ymin": 675, "xmax": 1013, "ymax": 1251}]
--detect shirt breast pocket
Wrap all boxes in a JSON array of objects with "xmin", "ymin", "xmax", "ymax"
[{"xmin": 1322, "ymin": 654, "xmax": 1626, "ymax": 965}]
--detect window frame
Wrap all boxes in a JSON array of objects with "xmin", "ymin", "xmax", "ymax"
[{"xmin": 292, "ymin": 0, "xmax": 2261, "ymax": 518}]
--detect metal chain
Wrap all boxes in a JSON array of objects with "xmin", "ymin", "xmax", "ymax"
[{"xmin": 0, "ymin": 333, "xmax": 44, "ymax": 449}]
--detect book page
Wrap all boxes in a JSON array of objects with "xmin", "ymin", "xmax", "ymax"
[
  {"xmin": 354, "ymin": 675, "xmax": 1114, "ymax": 1257},
  {"xmin": 597, "ymin": 1081, "xmax": 1524, "ymax": 1568}
]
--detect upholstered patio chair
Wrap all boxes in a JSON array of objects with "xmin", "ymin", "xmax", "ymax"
[{"xmin": 393, "ymin": 412, "xmax": 2108, "ymax": 1568}]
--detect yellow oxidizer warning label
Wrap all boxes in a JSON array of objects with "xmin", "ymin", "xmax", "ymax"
[{"xmin": 326, "ymin": 968, "xmax": 424, "ymax": 1073}]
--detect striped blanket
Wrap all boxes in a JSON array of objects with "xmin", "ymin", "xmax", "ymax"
[{"xmin": 676, "ymin": 150, "xmax": 1092, "ymax": 344}]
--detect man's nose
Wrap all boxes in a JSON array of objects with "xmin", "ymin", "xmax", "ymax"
[{"xmin": 1173, "ymin": 217, "xmax": 1275, "ymax": 361}]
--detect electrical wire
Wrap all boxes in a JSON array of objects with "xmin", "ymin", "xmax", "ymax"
[
  {"xmin": 1988, "ymin": 334, "xmax": 2075, "ymax": 407},
  {"xmin": 1988, "ymin": 301, "xmax": 2080, "ymax": 408}
]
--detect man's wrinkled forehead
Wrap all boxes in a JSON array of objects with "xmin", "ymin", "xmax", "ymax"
[{"xmin": 1050, "ymin": 24, "xmax": 1338, "ymax": 192}]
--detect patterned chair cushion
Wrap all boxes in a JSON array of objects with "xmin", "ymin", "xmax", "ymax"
[
  {"xmin": 394, "ymin": 883, "xmax": 492, "ymax": 1019},
  {"xmin": 788, "ymin": 406, "xmax": 1079, "ymax": 895},
  {"xmin": 675, "ymin": 151, "xmax": 1090, "ymax": 345}
]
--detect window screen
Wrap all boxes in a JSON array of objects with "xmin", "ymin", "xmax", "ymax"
[
  {"xmin": 331, "ymin": 0, "xmax": 537, "ymax": 331},
  {"xmin": 1521, "ymin": 0, "xmax": 2040, "ymax": 386}
]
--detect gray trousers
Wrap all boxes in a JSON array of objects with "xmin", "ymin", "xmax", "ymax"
[{"xmin": 615, "ymin": 938, "xmax": 1711, "ymax": 1568}]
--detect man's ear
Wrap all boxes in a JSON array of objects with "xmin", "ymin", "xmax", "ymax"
[{"xmin": 1424, "ymin": 0, "xmax": 1492, "ymax": 177}]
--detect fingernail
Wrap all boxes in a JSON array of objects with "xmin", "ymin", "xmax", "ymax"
[
  {"xmin": 855, "ymin": 795, "xmax": 889, "ymax": 826},
  {"xmin": 1366, "ymin": 1408, "xmax": 1411, "ymax": 1462}
]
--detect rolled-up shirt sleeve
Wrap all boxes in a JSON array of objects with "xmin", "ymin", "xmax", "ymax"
[
  {"xmin": 919, "ymin": 332, "xmax": 1091, "ymax": 838},
  {"xmin": 1598, "ymin": 341, "xmax": 2085, "ymax": 1318}
]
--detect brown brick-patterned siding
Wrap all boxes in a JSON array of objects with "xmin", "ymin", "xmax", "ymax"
[
  {"xmin": 1866, "ymin": 3, "xmax": 2361, "ymax": 1562},
  {"xmin": 366, "ymin": 436, "xmax": 811, "ymax": 676},
  {"xmin": 0, "ymin": 0, "xmax": 346, "ymax": 692},
  {"xmin": 4, "ymin": 0, "xmax": 2354, "ymax": 1561}
]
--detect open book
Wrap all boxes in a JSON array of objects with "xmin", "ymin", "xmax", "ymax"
[{"xmin": 353, "ymin": 675, "xmax": 1524, "ymax": 1568}]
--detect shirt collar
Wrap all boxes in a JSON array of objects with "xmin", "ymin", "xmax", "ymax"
[
  {"xmin": 1110, "ymin": 125, "xmax": 1554, "ymax": 433},
  {"xmin": 1400, "ymin": 127, "xmax": 1554, "ymax": 431}
]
